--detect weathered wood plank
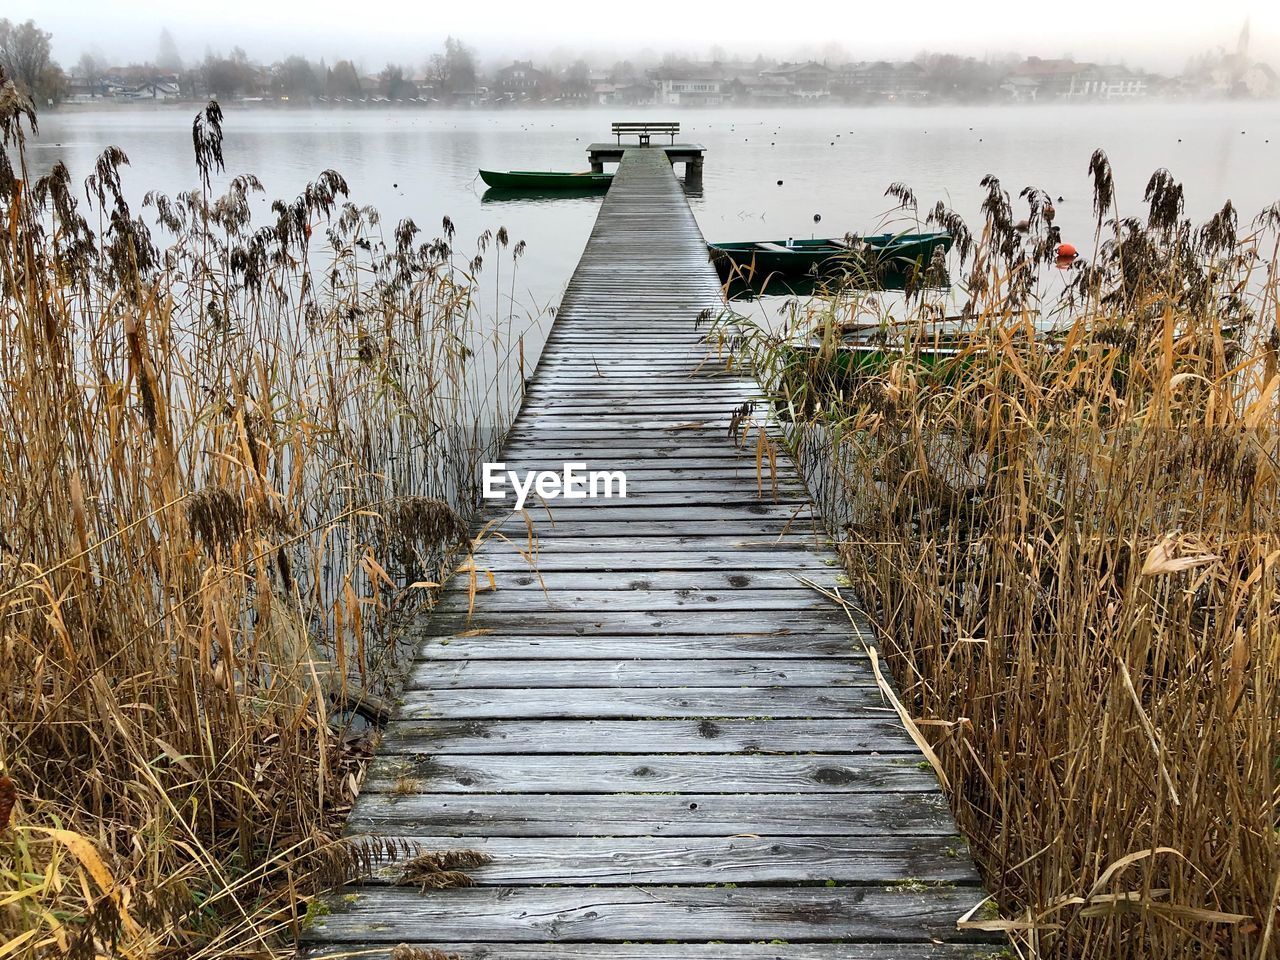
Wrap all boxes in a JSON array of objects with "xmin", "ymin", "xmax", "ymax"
[
  {"xmin": 424, "ymin": 611, "xmax": 852, "ymax": 635},
  {"xmin": 453, "ymin": 549, "xmax": 840, "ymax": 570},
  {"xmin": 397, "ymin": 686, "xmax": 885, "ymax": 720},
  {"xmin": 478, "ymin": 505, "xmax": 816, "ymax": 523},
  {"xmin": 378, "ymin": 718, "xmax": 914, "ymax": 754},
  {"xmin": 412, "ymin": 633, "xmax": 860, "ymax": 661},
  {"xmin": 431, "ymin": 590, "xmax": 838, "ymax": 614},
  {"xmin": 345, "ymin": 791, "xmax": 959, "ymax": 837},
  {"xmin": 299, "ymin": 885, "xmax": 996, "ymax": 944},
  {"xmin": 442, "ymin": 569, "xmax": 836, "ymax": 591},
  {"xmin": 304, "ymin": 944, "xmax": 1005, "ymax": 960},
  {"xmin": 405, "ymin": 658, "xmax": 873, "ymax": 690},
  {"xmin": 360, "ymin": 836, "xmax": 980, "ymax": 886},
  {"xmin": 361, "ymin": 753, "xmax": 938, "ymax": 794}
]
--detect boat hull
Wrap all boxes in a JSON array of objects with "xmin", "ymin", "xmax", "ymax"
[
  {"xmin": 479, "ymin": 169, "xmax": 613, "ymax": 190},
  {"xmin": 709, "ymin": 233, "xmax": 952, "ymax": 282}
]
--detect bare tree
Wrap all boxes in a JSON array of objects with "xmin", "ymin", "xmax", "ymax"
[
  {"xmin": 0, "ymin": 18, "xmax": 52, "ymax": 95},
  {"xmin": 426, "ymin": 36, "xmax": 477, "ymax": 100}
]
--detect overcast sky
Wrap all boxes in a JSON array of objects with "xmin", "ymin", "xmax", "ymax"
[{"xmin": 14, "ymin": 0, "xmax": 1277, "ymax": 72}]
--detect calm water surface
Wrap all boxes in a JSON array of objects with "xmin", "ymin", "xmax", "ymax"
[{"xmin": 27, "ymin": 102, "xmax": 1280, "ymax": 356}]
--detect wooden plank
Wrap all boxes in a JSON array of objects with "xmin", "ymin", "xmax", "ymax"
[
  {"xmin": 477, "ymin": 506, "xmax": 815, "ymax": 523},
  {"xmin": 345, "ymin": 790, "xmax": 960, "ymax": 837},
  {"xmin": 442, "ymin": 570, "xmax": 836, "ymax": 591},
  {"xmin": 305, "ymin": 944, "xmax": 1004, "ymax": 960},
  {"xmin": 361, "ymin": 753, "xmax": 938, "ymax": 794},
  {"xmin": 483, "ymin": 522, "xmax": 825, "ymax": 538},
  {"xmin": 397, "ymin": 686, "xmax": 888, "ymax": 721},
  {"xmin": 405, "ymin": 658, "xmax": 873, "ymax": 690},
  {"xmin": 378, "ymin": 718, "xmax": 914, "ymax": 754},
  {"xmin": 412, "ymin": 633, "xmax": 860, "ymax": 661},
  {"xmin": 430, "ymin": 590, "xmax": 837, "ymax": 614},
  {"xmin": 299, "ymin": 885, "xmax": 995, "ymax": 944},
  {"xmin": 424, "ymin": 611, "xmax": 851, "ymax": 635},
  {"xmin": 454, "ymin": 549, "xmax": 840, "ymax": 570},
  {"xmin": 359, "ymin": 836, "xmax": 981, "ymax": 886}
]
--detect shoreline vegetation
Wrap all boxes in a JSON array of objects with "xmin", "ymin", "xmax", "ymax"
[
  {"xmin": 719, "ymin": 156, "xmax": 1280, "ymax": 956},
  {"xmin": 1, "ymin": 76, "xmax": 531, "ymax": 957},
  {"xmin": 3, "ymin": 16, "xmax": 1275, "ymax": 112}
]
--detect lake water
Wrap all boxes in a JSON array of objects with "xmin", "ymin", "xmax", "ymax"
[{"xmin": 25, "ymin": 101, "xmax": 1280, "ymax": 359}]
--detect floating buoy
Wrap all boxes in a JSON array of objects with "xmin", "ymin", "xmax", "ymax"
[
  {"xmin": 814, "ymin": 214, "xmax": 822, "ymax": 223},
  {"xmin": 393, "ymin": 183, "xmax": 398, "ymax": 188},
  {"xmin": 1057, "ymin": 195, "xmax": 1064, "ymax": 202},
  {"xmin": 777, "ymin": 180, "xmax": 783, "ymax": 186},
  {"xmin": 1057, "ymin": 242, "xmax": 1078, "ymax": 259}
]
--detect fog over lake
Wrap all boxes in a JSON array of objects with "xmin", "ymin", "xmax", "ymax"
[{"xmin": 27, "ymin": 101, "xmax": 1280, "ymax": 354}]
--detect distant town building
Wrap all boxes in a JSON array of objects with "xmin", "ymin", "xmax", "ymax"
[
  {"xmin": 614, "ymin": 81, "xmax": 658, "ymax": 106},
  {"xmin": 495, "ymin": 60, "xmax": 545, "ymax": 100},
  {"xmin": 128, "ymin": 78, "xmax": 181, "ymax": 101},
  {"xmin": 655, "ymin": 76, "xmax": 723, "ymax": 106},
  {"xmin": 1001, "ymin": 57, "xmax": 1088, "ymax": 100},
  {"xmin": 1067, "ymin": 65, "xmax": 1148, "ymax": 99},
  {"xmin": 758, "ymin": 61, "xmax": 833, "ymax": 100},
  {"xmin": 835, "ymin": 61, "xmax": 928, "ymax": 101}
]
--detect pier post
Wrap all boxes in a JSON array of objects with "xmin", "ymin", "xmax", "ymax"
[
  {"xmin": 588, "ymin": 151, "xmax": 604, "ymax": 174},
  {"xmin": 685, "ymin": 156, "xmax": 704, "ymax": 189}
]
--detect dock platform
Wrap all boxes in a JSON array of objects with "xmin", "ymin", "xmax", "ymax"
[
  {"xmin": 586, "ymin": 142, "xmax": 705, "ymax": 186},
  {"xmin": 300, "ymin": 147, "xmax": 997, "ymax": 959}
]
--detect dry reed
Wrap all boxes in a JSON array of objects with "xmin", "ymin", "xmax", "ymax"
[
  {"xmin": 0, "ymin": 76, "xmax": 528, "ymax": 958},
  {"xmin": 724, "ymin": 155, "xmax": 1280, "ymax": 958}
]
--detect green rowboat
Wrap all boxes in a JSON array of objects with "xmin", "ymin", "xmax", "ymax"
[
  {"xmin": 709, "ymin": 232, "xmax": 952, "ymax": 281},
  {"xmin": 478, "ymin": 169, "xmax": 613, "ymax": 190},
  {"xmin": 774, "ymin": 339, "xmax": 973, "ymax": 418}
]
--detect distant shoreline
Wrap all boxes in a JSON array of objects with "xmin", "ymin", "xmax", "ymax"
[{"xmin": 43, "ymin": 95, "xmax": 1275, "ymax": 113}]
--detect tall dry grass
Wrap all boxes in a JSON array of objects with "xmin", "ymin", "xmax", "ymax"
[
  {"xmin": 0, "ymin": 83, "xmax": 528, "ymax": 956},
  {"xmin": 728, "ymin": 153, "xmax": 1280, "ymax": 958}
]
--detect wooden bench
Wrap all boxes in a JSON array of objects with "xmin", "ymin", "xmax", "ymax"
[{"xmin": 612, "ymin": 121, "xmax": 679, "ymax": 146}]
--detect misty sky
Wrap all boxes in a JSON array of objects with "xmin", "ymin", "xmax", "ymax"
[{"xmin": 15, "ymin": 0, "xmax": 1277, "ymax": 72}]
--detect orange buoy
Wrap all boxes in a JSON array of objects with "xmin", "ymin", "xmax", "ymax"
[{"xmin": 1057, "ymin": 242, "xmax": 1077, "ymax": 259}]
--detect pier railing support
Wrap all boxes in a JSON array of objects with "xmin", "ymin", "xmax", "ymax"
[{"xmin": 685, "ymin": 156, "xmax": 704, "ymax": 189}]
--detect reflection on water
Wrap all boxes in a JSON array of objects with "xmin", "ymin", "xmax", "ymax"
[
  {"xmin": 481, "ymin": 186, "xmax": 609, "ymax": 204},
  {"xmin": 25, "ymin": 100, "xmax": 1280, "ymax": 362}
]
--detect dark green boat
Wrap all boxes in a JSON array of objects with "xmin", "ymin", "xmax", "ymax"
[
  {"xmin": 709, "ymin": 232, "xmax": 951, "ymax": 281},
  {"xmin": 478, "ymin": 169, "xmax": 613, "ymax": 190},
  {"xmin": 774, "ymin": 338, "xmax": 972, "ymax": 418}
]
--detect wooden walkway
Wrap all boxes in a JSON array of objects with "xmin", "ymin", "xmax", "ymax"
[{"xmin": 301, "ymin": 148, "xmax": 997, "ymax": 959}]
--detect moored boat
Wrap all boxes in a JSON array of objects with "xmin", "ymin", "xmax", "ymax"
[
  {"xmin": 709, "ymin": 232, "xmax": 952, "ymax": 281},
  {"xmin": 478, "ymin": 169, "xmax": 613, "ymax": 190}
]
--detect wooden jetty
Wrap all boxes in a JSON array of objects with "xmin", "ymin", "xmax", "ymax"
[
  {"xmin": 586, "ymin": 140, "xmax": 705, "ymax": 187},
  {"xmin": 301, "ymin": 147, "xmax": 998, "ymax": 958}
]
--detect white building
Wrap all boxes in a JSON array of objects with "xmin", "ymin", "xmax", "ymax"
[{"xmin": 657, "ymin": 78, "xmax": 722, "ymax": 106}]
